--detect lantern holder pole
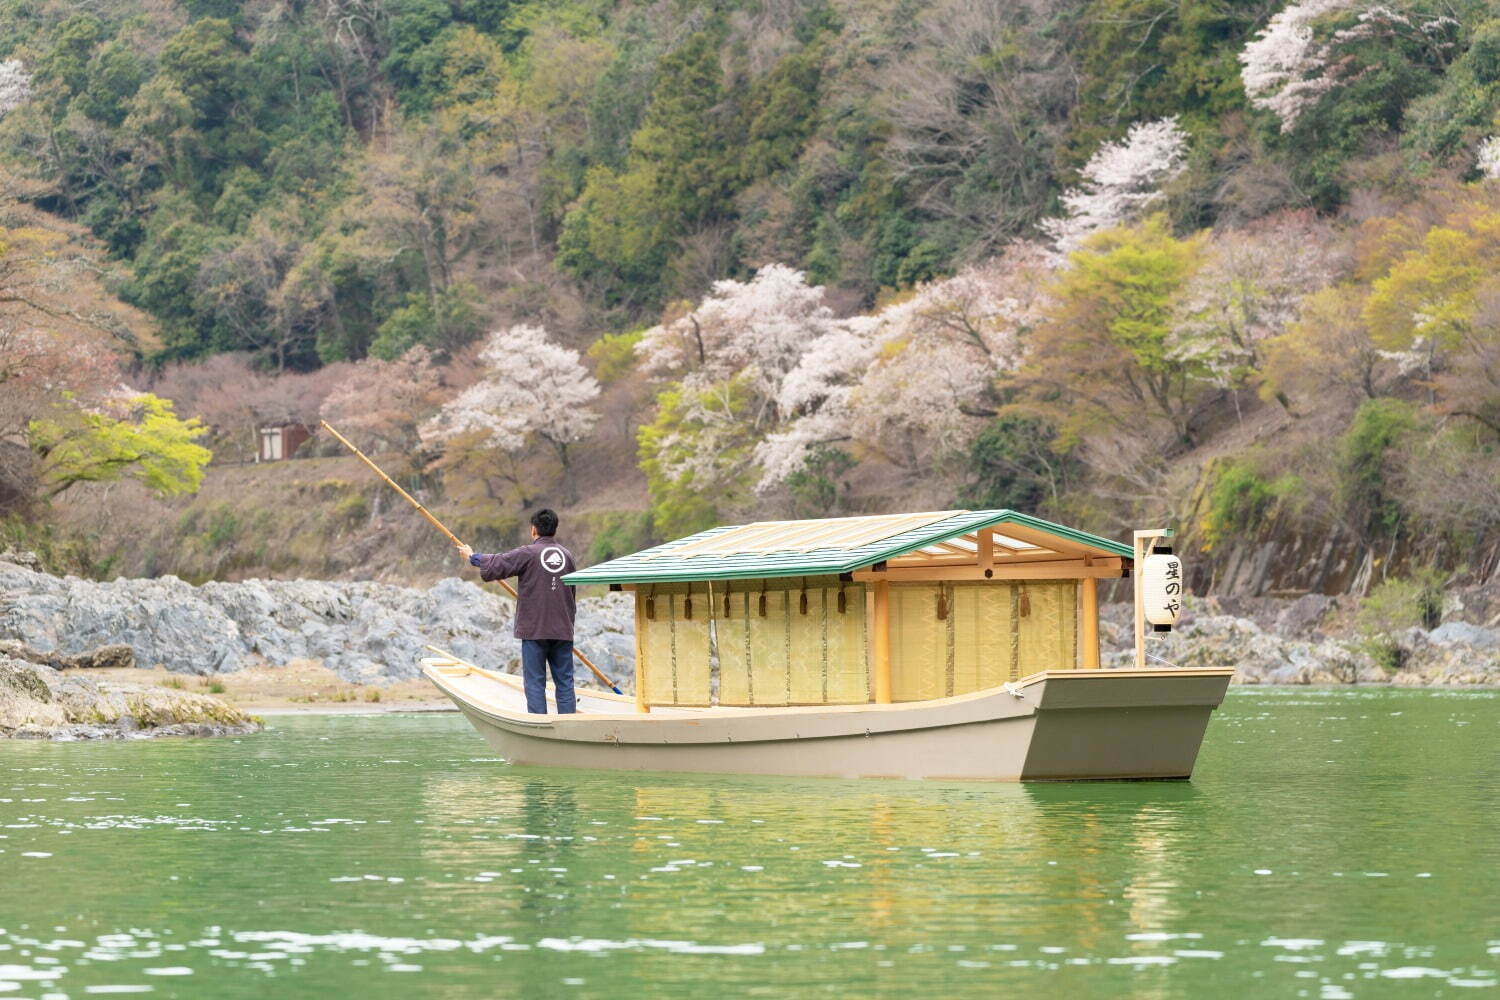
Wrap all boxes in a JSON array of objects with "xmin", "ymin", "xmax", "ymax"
[{"xmin": 1133, "ymin": 528, "xmax": 1174, "ymax": 670}]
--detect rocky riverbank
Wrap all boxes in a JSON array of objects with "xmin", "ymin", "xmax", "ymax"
[
  {"xmin": 2, "ymin": 555, "xmax": 1497, "ymax": 691},
  {"xmin": 0, "ymin": 652, "xmax": 261, "ymax": 739},
  {"xmin": 1101, "ymin": 593, "xmax": 1500, "ymax": 685},
  {"xmin": 0, "ymin": 557, "xmax": 633, "ymax": 685}
]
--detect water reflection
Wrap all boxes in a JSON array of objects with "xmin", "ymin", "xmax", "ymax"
[{"xmin": 0, "ymin": 694, "xmax": 1496, "ymax": 997}]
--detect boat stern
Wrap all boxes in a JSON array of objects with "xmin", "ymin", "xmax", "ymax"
[{"xmin": 1018, "ymin": 668, "xmax": 1235, "ymax": 780}]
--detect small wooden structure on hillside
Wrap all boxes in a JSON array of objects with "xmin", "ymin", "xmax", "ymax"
[
  {"xmin": 564, "ymin": 510, "xmax": 1131, "ymax": 711},
  {"xmin": 257, "ymin": 422, "xmax": 312, "ymax": 462}
]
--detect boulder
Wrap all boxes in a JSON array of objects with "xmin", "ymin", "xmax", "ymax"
[
  {"xmin": 1274, "ymin": 593, "xmax": 1334, "ymax": 638},
  {"xmin": 0, "ymin": 639, "xmax": 135, "ymax": 670},
  {"xmin": 0, "ymin": 653, "xmax": 260, "ymax": 739},
  {"xmin": 1427, "ymin": 621, "xmax": 1500, "ymax": 649}
]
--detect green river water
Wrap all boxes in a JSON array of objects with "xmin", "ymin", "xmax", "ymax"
[{"xmin": 1, "ymin": 687, "xmax": 1496, "ymax": 998}]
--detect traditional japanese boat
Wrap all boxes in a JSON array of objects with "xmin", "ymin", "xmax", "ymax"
[{"xmin": 421, "ymin": 510, "xmax": 1233, "ymax": 781}]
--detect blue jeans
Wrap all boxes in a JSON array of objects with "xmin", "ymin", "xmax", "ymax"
[{"xmin": 520, "ymin": 639, "xmax": 576, "ymax": 714}]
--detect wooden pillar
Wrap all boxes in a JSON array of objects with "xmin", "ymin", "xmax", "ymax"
[
  {"xmin": 1081, "ymin": 575, "xmax": 1100, "ymax": 669},
  {"xmin": 872, "ymin": 578, "xmax": 892, "ymax": 704},
  {"xmin": 633, "ymin": 594, "xmax": 649, "ymax": 713},
  {"xmin": 1133, "ymin": 533, "xmax": 1147, "ymax": 670}
]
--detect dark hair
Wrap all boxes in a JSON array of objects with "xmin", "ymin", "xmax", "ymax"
[{"xmin": 531, "ymin": 508, "xmax": 559, "ymax": 537}]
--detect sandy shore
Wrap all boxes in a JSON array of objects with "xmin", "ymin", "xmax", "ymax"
[{"xmin": 67, "ymin": 661, "xmax": 457, "ymax": 713}]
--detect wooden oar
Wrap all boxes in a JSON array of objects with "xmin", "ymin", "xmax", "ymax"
[{"xmin": 320, "ymin": 419, "xmax": 624, "ymax": 694}]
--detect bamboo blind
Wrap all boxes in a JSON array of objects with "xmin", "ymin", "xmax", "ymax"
[
  {"xmin": 640, "ymin": 580, "xmax": 869, "ymax": 707},
  {"xmin": 890, "ymin": 581, "xmax": 1079, "ymax": 701},
  {"xmin": 638, "ymin": 578, "xmax": 1075, "ymax": 706}
]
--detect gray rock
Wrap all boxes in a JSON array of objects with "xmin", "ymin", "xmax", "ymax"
[
  {"xmin": 0, "ymin": 639, "xmax": 134, "ymax": 670},
  {"xmin": 0, "ymin": 549, "xmax": 43, "ymax": 571},
  {"xmin": 1274, "ymin": 593, "xmax": 1334, "ymax": 638},
  {"xmin": 1427, "ymin": 621, "xmax": 1500, "ymax": 649}
]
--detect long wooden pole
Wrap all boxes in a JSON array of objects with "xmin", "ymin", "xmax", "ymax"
[{"xmin": 320, "ymin": 420, "xmax": 623, "ymax": 695}]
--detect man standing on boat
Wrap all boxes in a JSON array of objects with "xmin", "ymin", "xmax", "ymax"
[{"xmin": 456, "ymin": 509, "xmax": 578, "ymax": 715}]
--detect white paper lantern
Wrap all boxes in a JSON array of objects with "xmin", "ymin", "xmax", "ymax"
[{"xmin": 1141, "ymin": 547, "xmax": 1184, "ymax": 629}]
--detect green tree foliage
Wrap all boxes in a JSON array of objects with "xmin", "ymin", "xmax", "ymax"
[
  {"xmin": 785, "ymin": 447, "xmax": 854, "ymax": 519},
  {"xmin": 636, "ymin": 379, "xmax": 758, "ymax": 539},
  {"xmin": 1404, "ymin": 18, "xmax": 1500, "ymax": 162},
  {"xmin": 29, "ymin": 394, "xmax": 212, "ymax": 499},
  {"xmin": 1021, "ymin": 215, "xmax": 1209, "ymax": 448},
  {"xmin": 957, "ymin": 416, "xmax": 1080, "ymax": 514},
  {"xmin": 1257, "ymin": 0, "xmax": 1468, "ymax": 207},
  {"xmin": 1063, "ymin": 0, "xmax": 1256, "ymax": 164},
  {"xmin": 1338, "ymin": 398, "xmax": 1419, "ymax": 541}
]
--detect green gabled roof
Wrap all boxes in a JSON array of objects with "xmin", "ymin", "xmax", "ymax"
[{"xmin": 564, "ymin": 510, "xmax": 1132, "ymax": 586}]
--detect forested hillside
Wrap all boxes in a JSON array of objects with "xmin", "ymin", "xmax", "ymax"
[{"xmin": 2, "ymin": 0, "xmax": 1499, "ymax": 597}]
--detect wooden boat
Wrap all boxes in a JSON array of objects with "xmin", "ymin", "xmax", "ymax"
[{"xmin": 422, "ymin": 510, "xmax": 1234, "ymax": 781}]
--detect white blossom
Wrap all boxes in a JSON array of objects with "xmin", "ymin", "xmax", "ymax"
[
  {"xmin": 755, "ymin": 250, "xmax": 1041, "ymax": 490},
  {"xmin": 1239, "ymin": 0, "xmax": 1355, "ymax": 131},
  {"xmin": 0, "ymin": 60, "xmax": 29, "ymax": 118},
  {"xmin": 635, "ymin": 263, "xmax": 836, "ymax": 418},
  {"xmin": 1478, "ymin": 136, "xmax": 1500, "ymax": 180},
  {"xmin": 1239, "ymin": 0, "xmax": 1455, "ymax": 132},
  {"xmin": 1167, "ymin": 215, "xmax": 1337, "ymax": 386},
  {"xmin": 1041, "ymin": 118, "xmax": 1190, "ymax": 253},
  {"xmin": 421, "ymin": 325, "xmax": 600, "ymax": 458}
]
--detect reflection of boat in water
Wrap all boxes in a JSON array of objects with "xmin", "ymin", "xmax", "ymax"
[{"xmin": 423, "ymin": 510, "xmax": 1233, "ymax": 781}]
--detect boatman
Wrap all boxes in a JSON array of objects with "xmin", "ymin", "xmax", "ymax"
[{"xmin": 456, "ymin": 509, "xmax": 578, "ymax": 715}]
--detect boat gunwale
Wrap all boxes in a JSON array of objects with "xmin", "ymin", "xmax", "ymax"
[{"xmin": 421, "ymin": 661, "xmax": 1235, "ymax": 744}]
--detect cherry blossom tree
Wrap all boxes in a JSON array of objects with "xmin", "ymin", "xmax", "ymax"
[
  {"xmin": 1040, "ymin": 118, "xmax": 1189, "ymax": 253},
  {"xmin": 635, "ymin": 263, "xmax": 836, "ymax": 424},
  {"xmin": 0, "ymin": 60, "xmax": 29, "ymax": 118},
  {"xmin": 1168, "ymin": 213, "xmax": 1342, "ymax": 397},
  {"xmin": 319, "ymin": 346, "xmax": 445, "ymax": 451},
  {"xmin": 1478, "ymin": 136, "xmax": 1500, "ymax": 180},
  {"xmin": 1240, "ymin": 0, "xmax": 1458, "ymax": 132},
  {"xmin": 756, "ymin": 247, "xmax": 1044, "ymax": 490},
  {"xmin": 421, "ymin": 324, "xmax": 600, "ymax": 473},
  {"xmin": 1239, "ymin": 0, "xmax": 1357, "ymax": 131}
]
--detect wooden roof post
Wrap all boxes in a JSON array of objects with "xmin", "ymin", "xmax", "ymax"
[
  {"xmin": 634, "ymin": 593, "xmax": 650, "ymax": 713},
  {"xmin": 1081, "ymin": 565, "xmax": 1100, "ymax": 670},
  {"xmin": 872, "ymin": 578, "xmax": 892, "ymax": 704}
]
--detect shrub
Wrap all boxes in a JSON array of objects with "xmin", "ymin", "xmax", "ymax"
[
  {"xmin": 1199, "ymin": 457, "xmax": 1301, "ymax": 551},
  {"xmin": 332, "ymin": 491, "xmax": 369, "ymax": 527},
  {"xmin": 1357, "ymin": 566, "xmax": 1447, "ymax": 635},
  {"xmin": 202, "ymin": 505, "xmax": 241, "ymax": 549},
  {"xmin": 586, "ymin": 329, "xmax": 646, "ymax": 384}
]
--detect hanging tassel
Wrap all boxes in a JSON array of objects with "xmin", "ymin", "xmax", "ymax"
[
  {"xmin": 645, "ymin": 592, "xmax": 656, "ymax": 621},
  {"xmin": 837, "ymin": 583, "xmax": 847, "ymax": 615},
  {"xmin": 1018, "ymin": 586, "xmax": 1031, "ymax": 618},
  {"xmin": 684, "ymin": 595, "xmax": 693, "ymax": 620},
  {"xmin": 758, "ymin": 583, "xmax": 767, "ymax": 618},
  {"xmin": 799, "ymin": 581, "xmax": 808, "ymax": 615},
  {"xmin": 936, "ymin": 590, "xmax": 948, "ymax": 621}
]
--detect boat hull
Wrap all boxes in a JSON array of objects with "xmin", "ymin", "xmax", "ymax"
[{"xmin": 422, "ymin": 660, "xmax": 1234, "ymax": 781}]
